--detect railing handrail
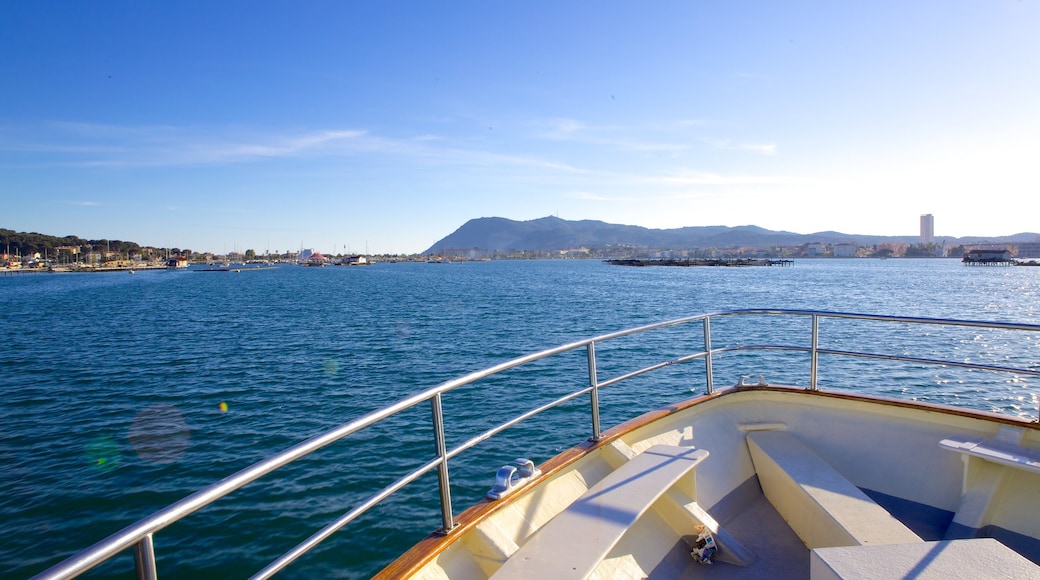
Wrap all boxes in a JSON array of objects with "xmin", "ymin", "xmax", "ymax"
[{"xmin": 31, "ymin": 309, "xmax": 1040, "ymax": 579}]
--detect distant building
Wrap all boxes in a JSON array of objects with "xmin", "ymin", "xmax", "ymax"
[
  {"xmin": 166, "ymin": 256, "xmax": 189, "ymax": 269},
  {"xmin": 833, "ymin": 243, "xmax": 857, "ymax": 258},
  {"xmin": 304, "ymin": 252, "xmax": 327, "ymax": 266},
  {"xmin": 806, "ymin": 242, "xmax": 827, "ymax": 257},
  {"xmin": 559, "ymin": 247, "xmax": 591, "ymax": 257},
  {"xmin": 438, "ymin": 247, "xmax": 490, "ymax": 260},
  {"xmin": 1017, "ymin": 242, "xmax": 1040, "ymax": 259},
  {"xmin": 56, "ymin": 245, "xmax": 81, "ymax": 258},
  {"xmin": 965, "ymin": 243, "xmax": 1012, "ymax": 252},
  {"xmin": 920, "ymin": 214, "xmax": 934, "ymax": 245}
]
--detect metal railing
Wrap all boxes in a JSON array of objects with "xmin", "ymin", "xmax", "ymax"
[{"xmin": 31, "ymin": 310, "xmax": 1040, "ymax": 579}]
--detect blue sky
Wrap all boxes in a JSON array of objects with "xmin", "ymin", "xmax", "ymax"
[{"xmin": 2, "ymin": 1, "xmax": 1038, "ymax": 254}]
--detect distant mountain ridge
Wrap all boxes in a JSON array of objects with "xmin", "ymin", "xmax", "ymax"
[{"xmin": 423, "ymin": 216, "xmax": 1039, "ymax": 254}]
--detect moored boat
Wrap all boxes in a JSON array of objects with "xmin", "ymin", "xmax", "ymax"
[
  {"xmin": 31, "ymin": 310, "xmax": 1040, "ymax": 579},
  {"xmin": 338, "ymin": 255, "xmax": 370, "ymax": 266}
]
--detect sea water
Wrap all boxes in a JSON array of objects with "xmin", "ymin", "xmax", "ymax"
[{"xmin": 2, "ymin": 259, "xmax": 1038, "ymax": 578}]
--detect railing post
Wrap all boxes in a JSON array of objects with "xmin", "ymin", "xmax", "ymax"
[
  {"xmin": 430, "ymin": 393, "xmax": 455, "ymax": 532},
  {"xmin": 133, "ymin": 534, "xmax": 157, "ymax": 580},
  {"xmin": 703, "ymin": 317, "xmax": 714, "ymax": 394},
  {"xmin": 810, "ymin": 314, "xmax": 820, "ymax": 391},
  {"xmin": 587, "ymin": 342, "xmax": 602, "ymax": 441}
]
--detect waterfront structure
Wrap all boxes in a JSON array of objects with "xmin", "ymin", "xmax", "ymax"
[
  {"xmin": 962, "ymin": 249, "xmax": 1014, "ymax": 266},
  {"xmin": 338, "ymin": 255, "xmax": 370, "ymax": 266},
  {"xmin": 304, "ymin": 252, "xmax": 327, "ymax": 266},
  {"xmin": 1017, "ymin": 242, "xmax": 1040, "ymax": 259},
  {"xmin": 806, "ymin": 242, "xmax": 827, "ymax": 257},
  {"xmin": 920, "ymin": 214, "xmax": 934, "ymax": 245},
  {"xmin": 833, "ymin": 243, "xmax": 857, "ymax": 258},
  {"xmin": 166, "ymin": 257, "xmax": 189, "ymax": 269}
]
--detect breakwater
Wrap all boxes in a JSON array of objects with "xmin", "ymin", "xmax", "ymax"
[{"xmin": 606, "ymin": 258, "xmax": 793, "ymax": 267}]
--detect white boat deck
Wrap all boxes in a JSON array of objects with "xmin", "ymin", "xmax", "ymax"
[{"xmin": 650, "ymin": 492, "xmax": 808, "ymax": 579}]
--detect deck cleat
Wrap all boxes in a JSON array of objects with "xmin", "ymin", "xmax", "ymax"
[
  {"xmin": 486, "ymin": 458, "xmax": 541, "ymax": 500},
  {"xmin": 737, "ymin": 375, "xmax": 769, "ymax": 387}
]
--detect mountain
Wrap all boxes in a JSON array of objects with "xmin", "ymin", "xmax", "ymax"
[{"xmin": 423, "ymin": 216, "xmax": 1040, "ymax": 254}]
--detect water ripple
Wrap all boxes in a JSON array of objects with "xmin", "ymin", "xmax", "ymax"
[{"xmin": 2, "ymin": 259, "xmax": 1037, "ymax": 578}]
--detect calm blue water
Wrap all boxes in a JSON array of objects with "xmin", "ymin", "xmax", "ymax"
[{"xmin": 2, "ymin": 259, "xmax": 1038, "ymax": 578}]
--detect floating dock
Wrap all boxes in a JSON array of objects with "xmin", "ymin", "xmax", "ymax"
[{"xmin": 962, "ymin": 249, "xmax": 1016, "ymax": 266}]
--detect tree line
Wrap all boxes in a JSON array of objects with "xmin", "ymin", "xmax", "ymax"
[{"xmin": 1, "ymin": 228, "xmax": 150, "ymax": 258}]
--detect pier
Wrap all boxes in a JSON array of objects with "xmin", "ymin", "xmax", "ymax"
[{"xmin": 2, "ymin": 264, "xmax": 169, "ymax": 275}]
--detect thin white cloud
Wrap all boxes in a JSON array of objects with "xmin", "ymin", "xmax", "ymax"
[
  {"xmin": 423, "ymin": 145, "xmax": 587, "ymax": 173},
  {"xmin": 10, "ymin": 122, "xmax": 593, "ymax": 175},
  {"xmin": 704, "ymin": 138, "xmax": 778, "ymax": 156},
  {"xmin": 673, "ymin": 118, "xmax": 710, "ymax": 128},
  {"xmin": 540, "ymin": 118, "xmax": 691, "ymax": 153},
  {"xmin": 540, "ymin": 119, "xmax": 773, "ymax": 157},
  {"xmin": 186, "ymin": 129, "xmax": 368, "ymax": 163},
  {"xmin": 739, "ymin": 143, "xmax": 777, "ymax": 156},
  {"xmin": 568, "ymin": 188, "xmax": 759, "ymax": 204},
  {"xmin": 541, "ymin": 118, "xmax": 620, "ymax": 140},
  {"xmin": 636, "ymin": 170, "xmax": 807, "ymax": 186},
  {"xmin": 67, "ymin": 200, "xmax": 101, "ymax": 206},
  {"xmin": 568, "ymin": 191, "xmax": 646, "ymax": 202},
  {"xmin": 7, "ymin": 122, "xmax": 792, "ymax": 198},
  {"xmin": 549, "ymin": 118, "xmax": 586, "ymax": 136},
  {"xmin": 9, "ymin": 123, "xmax": 370, "ymax": 168}
]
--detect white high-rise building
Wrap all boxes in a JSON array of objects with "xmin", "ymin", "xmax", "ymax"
[{"xmin": 920, "ymin": 214, "xmax": 934, "ymax": 245}]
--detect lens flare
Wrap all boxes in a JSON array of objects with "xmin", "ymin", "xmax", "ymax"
[
  {"xmin": 129, "ymin": 404, "xmax": 190, "ymax": 464},
  {"xmin": 86, "ymin": 436, "xmax": 122, "ymax": 471},
  {"xmin": 323, "ymin": 358, "xmax": 339, "ymax": 376}
]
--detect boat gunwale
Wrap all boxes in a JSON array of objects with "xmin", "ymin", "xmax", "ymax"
[{"xmin": 371, "ymin": 384, "xmax": 1040, "ymax": 579}]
